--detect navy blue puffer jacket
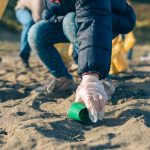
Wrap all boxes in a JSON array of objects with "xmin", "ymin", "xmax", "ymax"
[
  {"xmin": 44, "ymin": 0, "xmax": 136, "ymax": 78},
  {"xmin": 75, "ymin": 0, "xmax": 136, "ymax": 78}
]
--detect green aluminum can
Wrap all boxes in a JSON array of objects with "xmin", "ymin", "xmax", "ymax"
[{"xmin": 67, "ymin": 102, "xmax": 92, "ymax": 123}]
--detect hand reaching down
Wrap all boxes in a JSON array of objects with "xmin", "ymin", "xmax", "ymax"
[{"xmin": 75, "ymin": 75, "xmax": 109, "ymax": 122}]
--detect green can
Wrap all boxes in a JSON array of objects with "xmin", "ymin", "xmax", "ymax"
[{"xmin": 67, "ymin": 102, "xmax": 92, "ymax": 123}]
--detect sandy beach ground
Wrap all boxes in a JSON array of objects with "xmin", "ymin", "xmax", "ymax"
[{"xmin": 0, "ymin": 29, "xmax": 150, "ymax": 150}]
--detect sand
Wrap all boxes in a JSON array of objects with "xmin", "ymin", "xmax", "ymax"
[{"xmin": 0, "ymin": 35, "xmax": 150, "ymax": 150}]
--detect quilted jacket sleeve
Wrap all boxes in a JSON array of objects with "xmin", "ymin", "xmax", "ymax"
[{"xmin": 75, "ymin": 0, "xmax": 112, "ymax": 78}]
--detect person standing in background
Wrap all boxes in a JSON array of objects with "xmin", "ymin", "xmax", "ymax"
[{"xmin": 15, "ymin": 0, "xmax": 44, "ymax": 68}]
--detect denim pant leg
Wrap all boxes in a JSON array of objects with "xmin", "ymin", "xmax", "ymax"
[
  {"xmin": 63, "ymin": 12, "xmax": 78, "ymax": 63},
  {"xmin": 16, "ymin": 9, "xmax": 34, "ymax": 61},
  {"xmin": 28, "ymin": 20, "xmax": 72, "ymax": 79}
]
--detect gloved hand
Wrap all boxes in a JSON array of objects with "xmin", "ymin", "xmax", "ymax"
[{"xmin": 75, "ymin": 75, "xmax": 108, "ymax": 122}]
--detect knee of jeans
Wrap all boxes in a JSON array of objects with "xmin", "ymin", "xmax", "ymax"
[
  {"xmin": 63, "ymin": 12, "xmax": 76, "ymax": 33},
  {"xmin": 16, "ymin": 9, "xmax": 33, "ymax": 25},
  {"xmin": 23, "ymin": 19, "xmax": 34, "ymax": 26},
  {"xmin": 63, "ymin": 12, "xmax": 77, "ymax": 43},
  {"xmin": 28, "ymin": 21, "xmax": 46, "ymax": 51}
]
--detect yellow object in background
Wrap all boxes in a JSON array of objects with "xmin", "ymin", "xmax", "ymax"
[
  {"xmin": 67, "ymin": 36, "xmax": 129, "ymax": 75},
  {"xmin": 55, "ymin": 43, "xmax": 72, "ymax": 64},
  {"xmin": 68, "ymin": 44, "xmax": 74, "ymax": 57},
  {"xmin": 109, "ymin": 35, "xmax": 128, "ymax": 75},
  {"xmin": 0, "ymin": 0, "xmax": 9, "ymax": 19},
  {"xmin": 61, "ymin": 32, "xmax": 136, "ymax": 75},
  {"xmin": 124, "ymin": 32, "xmax": 136, "ymax": 52},
  {"xmin": 110, "ymin": 32, "xmax": 136, "ymax": 75}
]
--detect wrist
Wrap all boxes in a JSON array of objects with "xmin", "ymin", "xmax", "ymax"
[{"xmin": 82, "ymin": 72, "xmax": 102, "ymax": 80}]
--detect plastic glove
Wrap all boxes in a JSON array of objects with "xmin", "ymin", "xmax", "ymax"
[{"xmin": 75, "ymin": 75, "xmax": 108, "ymax": 123}]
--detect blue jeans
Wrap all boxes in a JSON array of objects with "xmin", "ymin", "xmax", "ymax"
[
  {"xmin": 63, "ymin": 12, "xmax": 78, "ymax": 64},
  {"xmin": 28, "ymin": 20, "xmax": 72, "ymax": 79},
  {"xmin": 16, "ymin": 9, "xmax": 34, "ymax": 61}
]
